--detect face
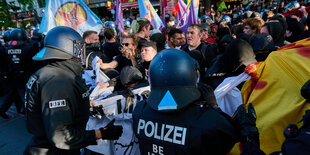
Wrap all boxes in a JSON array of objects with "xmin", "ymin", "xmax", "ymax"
[
  {"xmin": 180, "ymin": 33, "xmax": 186, "ymax": 45},
  {"xmin": 186, "ymin": 26, "xmax": 202, "ymax": 47},
  {"xmin": 85, "ymin": 33, "xmax": 99, "ymax": 44},
  {"xmin": 121, "ymin": 38, "xmax": 136, "ymax": 55},
  {"xmin": 171, "ymin": 33, "xmax": 183, "ymax": 47},
  {"xmin": 141, "ymin": 46, "xmax": 157, "ymax": 62},
  {"xmin": 202, "ymin": 30, "xmax": 209, "ymax": 40},
  {"xmin": 143, "ymin": 25, "xmax": 151, "ymax": 39},
  {"xmin": 243, "ymin": 25, "xmax": 256, "ymax": 36},
  {"xmin": 260, "ymin": 26, "xmax": 269, "ymax": 35}
]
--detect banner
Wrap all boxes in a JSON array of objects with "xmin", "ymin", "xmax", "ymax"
[
  {"xmin": 39, "ymin": 0, "xmax": 103, "ymax": 35},
  {"xmin": 138, "ymin": 0, "xmax": 164, "ymax": 29},
  {"xmin": 230, "ymin": 38, "xmax": 310, "ymax": 154}
]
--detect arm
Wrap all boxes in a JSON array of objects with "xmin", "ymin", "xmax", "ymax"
[{"xmin": 100, "ymin": 60, "xmax": 118, "ymax": 70}]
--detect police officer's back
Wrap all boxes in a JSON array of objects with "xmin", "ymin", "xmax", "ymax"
[
  {"xmin": 24, "ymin": 26, "xmax": 123, "ymax": 154},
  {"xmin": 133, "ymin": 49, "xmax": 238, "ymax": 154}
]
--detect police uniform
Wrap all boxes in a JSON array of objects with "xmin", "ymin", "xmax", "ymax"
[
  {"xmin": 0, "ymin": 28, "xmax": 33, "ymax": 114},
  {"xmin": 24, "ymin": 26, "xmax": 123, "ymax": 155},
  {"xmin": 132, "ymin": 49, "xmax": 238, "ymax": 155},
  {"xmin": 24, "ymin": 59, "xmax": 97, "ymax": 154}
]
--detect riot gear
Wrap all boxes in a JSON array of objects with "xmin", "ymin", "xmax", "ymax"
[
  {"xmin": 105, "ymin": 21, "xmax": 116, "ymax": 29},
  {"xmin": 31, "ymin": 29, "xmax": 43, "ymax": 40},
  {"xmin": 221, "ymin": 15, "xmax": 231, "ymax": 25},
  {"xmin": 284, "ymin": 1, "xmax": 300, "ymax": 13},
  {"xmin": 147, "ymin": 49, "xmax": 201, "ymax": 112},
  {"xmin": 133, "ymin": 50, "xmax": 238, "ymax": 155},
  {"xmin": 32, "ymin": 26, "xmax": 85, "ymax": 61},
  {"xmin": 10, "ymin": 28, "xmax": 27, "ymax": 41},
  {"xmin": 3, "ymin": 30, "xmax": 11, "ymax": 43}
]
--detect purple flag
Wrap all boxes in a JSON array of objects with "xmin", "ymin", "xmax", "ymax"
[
  {"xmin": 162, "ymin": 0, "xmax": 167, "ymax": 27},
  {"xmin": 178, "ymin": 0, "xmax": 197, "ymax": 33},
  {"xmin": 176, "ymin": 0, "xmax": 189, "ymax": 26},
  {"xmin": 116, "ymin": 0, "xmax": 124, "ymax": 33}
]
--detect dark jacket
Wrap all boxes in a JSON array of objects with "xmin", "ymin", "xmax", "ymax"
[
  {"xmin": 85, "ymin": 42, "xmax": 103, "ymax": 70},
  {"xmin": 24, "ymin": 59, "xmax": 97, "ymax": 155},
  {"xmin": 133, "ymin": 100, "xmax": 238, "ymax": 155}
]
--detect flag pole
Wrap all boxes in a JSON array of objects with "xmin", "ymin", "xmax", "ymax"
[{"xmin": 176, "ymin": 0, "xmax": 191, "ymax": 28}]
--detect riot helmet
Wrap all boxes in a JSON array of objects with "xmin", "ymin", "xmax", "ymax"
[
  {"xmin": 105, "ymin": 21, "xmax": 116, "ymax": 29},
  {"xmin": 147, "ymin": 49, "xmax": 201, "ymax": 112},
  {"xmin": 10, "ymin": 28, "xmax": 27, "ymax": 41},
  {"xmin": 33, "ymin": 26, "xmax": 85, "ymax": 61},
  {"xmin": 221, "ymin": 15, "xmax": 231, "ymax": 24},
  {"xmin": 284, "ymin": 1, "xmax": 300, "ymax": 13},
  {"xmin": 3, "ymin": 30, "xmax": 11, "ymax": 42},
  {"xmin": 31, "ymin": 29, "xmax": 43, "ymax": 40}
]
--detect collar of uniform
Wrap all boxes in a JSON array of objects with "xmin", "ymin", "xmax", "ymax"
[{"xmin": 49, "ymin": 59, "xmax": 82, "ymax": 76}]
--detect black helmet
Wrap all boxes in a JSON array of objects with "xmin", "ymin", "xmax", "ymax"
[
  {"xmin": 10, "ymin": 28, "xmax": 27, "ymax": 41},
  {"xmin": 31, "ymin": 29, "xmax": 43, "ymax": 40},
  {"xmin": 33, "ymin": 26, "xmax": 84, "ymax": 61},
  {"xmin": 147, "ymin": 49, "xmax": 201, "ymax": 112},
  {"xmin": 3, "ymin": 30, "xmax": 11, "ymax": 42}
]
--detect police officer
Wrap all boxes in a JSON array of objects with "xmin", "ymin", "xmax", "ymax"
[
  {"xmin": 0, "ymin": 28, "xmax": 33, "ymax": 118},
  {"xmin": 24, "ymin": 26, "xmax": 123, "ymax": 154},
  {"xmin": 30, "ymin": 29, "xmax": 44, "ymax": 51},
  {"xmin": 132, "ymin": 49, "xmax": 238, "ymax": 154}
]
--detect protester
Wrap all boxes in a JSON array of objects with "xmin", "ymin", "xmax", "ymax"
[
  {"xmin": 166, "ymin": 28, "xmax": 183, "ymax": 49},
  {"xmin": 100, "ymin": 33, "xmax": 139, "ymax": 72},
  {"xmin": 243, "ymin": 18, "xmax": 265, "ymax": 37},
  {"xmin": 101, "ymin": 27, "xmax": 121, "ymax": 62}
]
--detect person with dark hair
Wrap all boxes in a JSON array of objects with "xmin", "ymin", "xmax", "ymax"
[
  {"xmin": 260, "ymin": 22, "xmax": 286, "ymax": 47},
  {"xmin": 166, "ymin": 28, "xmax": 183, "ymax": 49},
  {"xmin": 83, "ymin": 30, "xmax": 103, "ymax": 70},
  {"xmin": 137, "ymin": 41, "xmax": 158, "ymax": 77},
  {"xmin": 286, "ymin": 21, "xmax": 305, "ymax": 43},
  {"xmin": 182, "ymin": 24, "xmax": 217, "ymax": 74},
  {"xmin": 135, "ymin": 18, "xmax": 151, "ymax": 43},
  {"xmin": 102, "ymin": 27, "xmax": 121, "ymax": 62},
  {"xmin": 150, "ymin": 32, "xmax": 166, "ymax": 52}
]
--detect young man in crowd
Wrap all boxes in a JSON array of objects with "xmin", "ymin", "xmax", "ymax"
[{"xmin": 165, "ymin": 28, "xmax": 183, "ymax": 49}]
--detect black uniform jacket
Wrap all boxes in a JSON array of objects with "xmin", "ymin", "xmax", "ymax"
[
  {"xmin": 133, "ymin": 100, "xmax": 238, "ymax": 155},
  {"xmin": 24, "ymin": 59, "xmax": 97, "ymax": 154}
]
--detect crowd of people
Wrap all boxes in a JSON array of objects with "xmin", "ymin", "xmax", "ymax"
[{"xmin": 0, "ymin": 0, "xmax": 310, "ymax": 154}]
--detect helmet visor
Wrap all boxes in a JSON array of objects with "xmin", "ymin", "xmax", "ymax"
[{"xmin": 73, "ymin": 40, "xmax": 86, "ymax": 65}]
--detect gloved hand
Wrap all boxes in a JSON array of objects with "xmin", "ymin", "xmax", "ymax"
[
  {"xmin": 301, "ymin": 110, "xmax": 310, "ymax": 130},
  {"xmin": 90, "ymin": 105, "xmax": 105, "ymax": 119},
  {"xmin": 232, "ymin": 103, "xmax": 259, "ymax": 143},
  {"xmin": 100, "ymin": 119, "xmax": 123, "ymax": 140},
  {"xmin": 198, "ymin": 83, "xmax": 218, "ymax": 109},
  {"xmin": 122, "ymin": 88, "xmax": 134, "ymax": 98}
]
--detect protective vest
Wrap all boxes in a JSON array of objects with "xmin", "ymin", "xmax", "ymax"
[{"xmin": 133, "ymin": 100, "xmax": 238, "ymax": 155}]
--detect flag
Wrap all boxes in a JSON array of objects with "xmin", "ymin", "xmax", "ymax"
[
  {"xmin": 161, "ymin": 0, "xmax": 167, "ymax": 27},
  {"xmin": 217, "ymin": 1, "xmax": 227, "ymax": 12},
  {"xmin": 174, "ymin": 0, "xmax": 189, "ymax": 26},
  {"xmin": 178, "ymin": 0, "xmax": 196, "ymax": 33},
  {"xmin": 138, "ymin": 0, "xmax": 164, "ymax": 29},
  {"xmin": 193, "ymin": 0, "xmax": 199, "ymax": 19},
  {"xmin": 230, "ymin": 38, "xmax": 310, "ymax": 154},
  {"xmin": 39, "ymin": 0, "xmax": 103, "ymax": 35},
  {"xmin": 116, "ymin": 0, "xmax": 124, "ymax": 33}
]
